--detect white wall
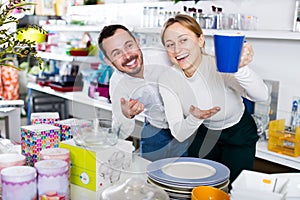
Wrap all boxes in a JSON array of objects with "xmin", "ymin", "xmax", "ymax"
[
  {"xmin": 68, "ymin": 0, "xmax": 298, "ymax": 31},
  {"xmin": 68, "ymin": 0, "xmax": 300, "ymax": 118}
]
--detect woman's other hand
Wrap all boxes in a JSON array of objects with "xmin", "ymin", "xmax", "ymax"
[
  {"xmin": 189, "ymin": 105, "xmax": 221, "ymax": 119},
  {"xmin": 120, "ymin": 98, "xmax": 144, "ymax": 119},
  {"xmin": 239, "ymin": 42, "xmax": 254, "ymax": 68}
]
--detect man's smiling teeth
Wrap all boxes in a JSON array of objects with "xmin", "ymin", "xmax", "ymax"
[
  {"xmin": 126, "ymin": 59, "xmax": 136, "ymax": 66},
  {"xmin": 176, "ymin": 54, "xmax": 188, "ymax": 60}
]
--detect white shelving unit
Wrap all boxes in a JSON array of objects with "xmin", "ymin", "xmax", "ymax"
[
  {"xmin": 133, "ymin": 27, "xmax": 300, "ymax": 41},
  {"xmin": 42, "ymin": 25, "xmax": 134, "ymax": 33},
  {"xmin": 41, "ymin": 24, "xmax": 300, "ymax": 41},
  {"xmin": 37, "ymin": 51, "xmax": 100, "ymax": 64},
  {"xmin": 42, "ymin": 25, "xmax": 103, "ymax": 32}
]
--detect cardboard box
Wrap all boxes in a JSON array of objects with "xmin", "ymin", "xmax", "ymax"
[
  {"xmin": 53, "ymin": 118, "xmax": 92, "ymax": 141},
  {"xmin": 54, "ymin": 118, "xmax": 77, "ymax": 141},
  {"xmin": 59, "ymin": 139, "xmax": 150, "ymax": 192},
  {"xmin": 21, "ymin": 124, "xmax": 61, "ymax": 166},
  {"xmin": 31, "ymin": 112, "xmax": 60, "ymax": 125}
]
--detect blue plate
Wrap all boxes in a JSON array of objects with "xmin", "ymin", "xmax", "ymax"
[{"xmin": 147, "ymin": 157, "xmax": 230, "ymax": 186}]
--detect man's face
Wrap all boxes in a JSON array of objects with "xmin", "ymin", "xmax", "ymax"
[{"xmin": 102, "ymin": 29, "xmax": 144, "ymax": 78}]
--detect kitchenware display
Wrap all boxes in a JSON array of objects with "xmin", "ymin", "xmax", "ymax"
[{"xmin": 146, "ymin": 157, "xmax": 230, "ymax": 199}]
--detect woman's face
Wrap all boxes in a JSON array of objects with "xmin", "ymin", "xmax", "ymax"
[{"xmin": 163, "ymin": 22, "xmax": 204, "ymax": 73}]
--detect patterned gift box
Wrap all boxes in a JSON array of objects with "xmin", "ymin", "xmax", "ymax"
[
  {"xmin": 30, "ymin": 112, "xmax": 60, "ymax": 125},
  {"xmin": 21, "ymin": 124, "xmax": 61, "ymax": 166},
  {"xmin": 54, "ymin": 118, "xmax": 77, "ymax": 141},
  {"xmin": 54, "ymin": 118, "xmax": 91, "ymax": 141}
]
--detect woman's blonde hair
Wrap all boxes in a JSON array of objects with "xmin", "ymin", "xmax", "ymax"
[{"xmin": 161, "ymin": 14, "xmax": 204, "ymax": 47}]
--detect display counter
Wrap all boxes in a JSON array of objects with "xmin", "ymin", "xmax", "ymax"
[
  {"xmin": 26, "ymin": 82, "xmax": 300, "ymax": 172},
  {"xmin": 256, "ymin": 140, "xmax": 300, "ymax": 170}
]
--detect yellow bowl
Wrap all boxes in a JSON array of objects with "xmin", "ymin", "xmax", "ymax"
[
  {"xmin": 16, "ymin": 28, "xmax": 46, "ymax": 43},
  {"xmin": 192, "ymin": 186, "xmax": 230, "ymax": 200}
]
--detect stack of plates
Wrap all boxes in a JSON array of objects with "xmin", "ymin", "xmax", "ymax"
[{"xmin": 146, "ymin": 157, "xmax": 230, "ymax": 199}]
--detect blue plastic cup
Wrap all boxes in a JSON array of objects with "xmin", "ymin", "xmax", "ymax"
[{"xmin": 213, "ymin": 33, "xmax": 245, "ymax": 73}]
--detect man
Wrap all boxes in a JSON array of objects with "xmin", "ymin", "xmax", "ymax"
[{"xmin": 97, "ymin": 24, "xmax": 191, "ymax": 161}]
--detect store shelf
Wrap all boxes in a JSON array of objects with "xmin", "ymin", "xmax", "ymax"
[
  {"xmin": 42, "ymin": 25, "xmax": 102, "ymax": 32},
  {"xmin": 37, "ymin": 51, "xmax": 100, "ymax": 63},
  {"xmin": 133, "ymin": 27, "xmax": 300, "ymax": 41},
  {"xmin": 42, "ymin": 25, "xmax": 134, "ymax": 33},
  {"xmin": 26, "ymin": 82, "xmax": 145, "ymax": 123},
  {"xmin": 42, "ymin": 25, "xmax": 300, "ymax": 41},
  {"xmin": 256, "ymin": 141, "xmax": 300, "ymax": 170}
]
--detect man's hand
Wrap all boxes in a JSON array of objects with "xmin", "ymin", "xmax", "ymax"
[
  {"xmin": 120, "ymin": 98, "xmax": 145, "ymax": 119},
  {"xmin": 189, "ymin": 105, "xmax": 221, "ymax": 119}
]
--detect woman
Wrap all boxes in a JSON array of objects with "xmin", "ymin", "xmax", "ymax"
[{"xmin": 158, "ymin": 14, "xmax": 269, "ymax": 184}]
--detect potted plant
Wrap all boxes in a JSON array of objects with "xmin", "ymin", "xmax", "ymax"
[{"xmin": 0, "ymin": 0, "xmax": 47, "ymax": 70}]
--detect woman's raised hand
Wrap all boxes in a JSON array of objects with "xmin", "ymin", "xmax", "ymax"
[{"xmin": 239, "ymin": 42, "xmax": 254, "ymax": 68}]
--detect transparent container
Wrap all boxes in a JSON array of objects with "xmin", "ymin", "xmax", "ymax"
[
  {"xmin": 268, "ymin": 119, "xmax": 300, "ymax": 157},
  {"xmin": 70, "ymin": 118, "xmax": 120, "ymax": 147},
  {"xmin": 1, "ymin": 166, "xmax": 37, "ymax": 200},
  {"xmin": 0, "ymin": 154, "xmax": 26, "ymax": 171},
  {"xmin": 40, "ymin": 147, "xmax": 71, "ymax": 185},
  {"xmin": 100, "ymin": 177, "xmax": 169, "ymax": 200},
  {"xmin": 35, "ymin": 159, "xmax": 69, "ymax": 200},
  {"xmin": 40, "ymin": 148, "xmax": 70, "ymax": 166},
  {"xmin": 0, "ymin": 154, "xmax": 26, "ymax": 197}
]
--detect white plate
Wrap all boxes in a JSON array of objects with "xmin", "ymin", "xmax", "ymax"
[
  {"xmin": 147, "ymin": 177, "xmax": 192, "ymax": 194},
  {"xmin": 162, "ymin": 162, "xmax": 216, "ymax": 179},
  {"xmin": 147, "ymin": 157, "xmax": 230, "ymax": 186},
  {"xmin": 148, "ymin": 176, "xmax": 230, "ymax": 191}
]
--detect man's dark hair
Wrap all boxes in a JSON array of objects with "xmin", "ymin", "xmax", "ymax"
[{"xmin": 98, "ymin": 24, "xmax": 136, "ymax": 58}]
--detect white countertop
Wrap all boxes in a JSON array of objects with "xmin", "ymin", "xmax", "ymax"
[{"xmin": 256, "ymin": 140, "xmax": 300, "ymax": 170}]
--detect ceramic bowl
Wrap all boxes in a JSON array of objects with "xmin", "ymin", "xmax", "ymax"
[{"xmin": 192, "ymin": 186, "xmax": 230, "ymax": 200}]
